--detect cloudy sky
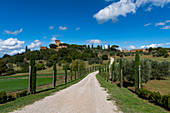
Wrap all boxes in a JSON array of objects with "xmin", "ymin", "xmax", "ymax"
[{"xmin": 0, "ymin": 0, "xmax": 170, "ymax": 57}]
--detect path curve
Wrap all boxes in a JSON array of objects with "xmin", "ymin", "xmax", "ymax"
[{"xmin": 12, "ymin": 72, "xmax": 120, "ymax": 113}]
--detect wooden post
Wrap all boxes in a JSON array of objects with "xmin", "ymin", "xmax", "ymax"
[
  {"xmin": 138, "ymin": 65, "xmax": 141, "ymax": 89},
  {"xmin": 28, "ymin": 66, "xmax": 32, "ymax": 94}
]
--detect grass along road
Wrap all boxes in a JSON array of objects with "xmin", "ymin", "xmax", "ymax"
[{"xmin": 96, "ymin": 74, "xmax": 169, "ymax": 113}]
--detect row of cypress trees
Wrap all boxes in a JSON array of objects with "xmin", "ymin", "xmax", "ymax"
[
  {"xmin": 99, "ymin": 51, "xmax": 141, "ymax": 90},
  {"xmin": 28, "ymin": 53, "xmax": 98, "ymax": 94}
]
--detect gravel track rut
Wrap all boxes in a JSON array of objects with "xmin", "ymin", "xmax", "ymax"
[{"xmin": 12, "ymin": 71, "xmax": 120, "ymax": 113}]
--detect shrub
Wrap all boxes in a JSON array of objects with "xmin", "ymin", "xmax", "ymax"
[
  {"xmin": 36, "ymin": 63, "xmax": 45, "ymax": 70},
  {"xmin": 58, "ymin": 62, "xmax": 62, "ymax": 67},
  {"xmin": 0, "ymin": 91, "xmax": 7, "ymax": 103},
  {"xmin": 46, "ymin": 60, "xmax": 53, "ymax": 67},
  {"xmin": 102, "ymin": 54, "xmax": 108, "ymax": 60},
  {"xmin": 16, "ymin": 91, "xmax": 27, "ymax": 98},
  {"xmin": 7, "ymin": 95, "xmax": 15, "ymax": 101},
  {"xmin": 164, "ymin": 54, "xmax": 169, "ymax": 58}
]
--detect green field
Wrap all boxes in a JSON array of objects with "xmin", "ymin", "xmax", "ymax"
[
  {"xmin": 96, "ymin": 74, "xmax": 168, "ymax": 113},
  {"xmin": 0, "ymin": 77, "xmax": 57, "ymax": 93}
]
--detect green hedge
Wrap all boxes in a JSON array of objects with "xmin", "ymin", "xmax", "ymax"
[
  {"xmin": 136, "ymin": 88, "xmax": 170, "ymax": 110},
  {"xmin": 16, "ymin": 91, "xmax": 27, "ymax": 98},
  {"xmin": 0, "ymin": 91, "xmax": 15, "ymax": 104}
]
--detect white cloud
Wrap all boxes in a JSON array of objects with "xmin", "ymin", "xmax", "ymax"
[
  {"xmin": 93, "ymin": 0, "xmax": 136, "ymax": 23},
  {"xmin": 75, "ymin": 27, "xmax": 80, "ymax": 30},
  {"xmin": 28, "ymin": 40, "xmax": 43, "ymax": 49},
  {"xmin": 9, "ymin": 49, "xmax": 25, "ymax": 55},
  {"xmin": 166, "ymin": 20, "xmax": 170, "ymax": 23},
  {"xmin": 49, "ymin": 26, "xmax": 54, "ymax": 30},
  {"xmin": 123, "ymin": 41, "xmax": 132, "ymax": 44},
  {"xmin": 50, "ymin": 35, "xmax": 58, "ymax": 44},
  {"xmin": 0, "ymin": 38, "xmax": 25, "ymax": 50},
  {"xmin": 145, "ymin": 6, "xmax": 152, "ymax": 11},
  {"xmin": 135, "ymin": 0, "xmax": 170, "ymax": 8},
  {"xmin": 125, "ymin": 45, "xmax": 135, "ymax": 49},
  {"xmin": 59, "ymin": 26, "xmax": 67, "ymax": 30},
  {"xmin": 144, "ymin": 23, "xmax": 152, "ymax": 26},
  {"xmin": 155, "ymin": 22, "xmax": 165, "ymax": 26},
  {"xmin": 86, "ymin": 39, "xmax": 106, "ymax": 44},
  {"xmin": 140, "ymin": 42, "xmax": 170, "ymax": 48},
  {"xmin": 4, "ymin": 28, "xmax": 23, "ymax": 35},
  {"xmin": 161, "ymin": 26, "xmax": 170, "ymax": 29},
  {"xmin": 94, "ymin": 0, "xmax": 170, "ymax": 23}
]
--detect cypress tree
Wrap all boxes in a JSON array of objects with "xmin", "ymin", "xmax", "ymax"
[
  {"xmin": 64, "ymin": 64, "xmax": 68, "ymax": 84},
  {"xmin": 135, "ymin": 51, "xmax": 140, "ymax": 90},
  {"xmin": 119, "ymin": 59, "xmax": 123, "ymax": 88},
  {"xmin": 107, "ymin": 66, "xmax": 109, "ymax": 82},
  {"xmin": 70, "ymin": 66, "xmax": 72, "ymax": 82},
  {"xmin": 53, "ymin": 61, "xmax": 56, "ymax": 87},
  {"xmin": 111, "ymin": 59, "xmax": 115, "ymax": 83},
  {"xmin": 29, "ymin": 52, "xmax": 36, "ymax": 94}
]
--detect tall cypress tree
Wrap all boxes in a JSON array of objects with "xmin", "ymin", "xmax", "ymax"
[
  {"xmin": 29, "ymin": 52, "xmax": 36, "ymax": 94},
  {"xmin": 53, "ymin": 61, "xmax": 56, "ymax": 87},
  {"xmin": 70, "ymin": 66, "xmax": 72, "ymax": 82},
  {"xmin": 111, "ymin": 59, "xmax": 115, "ymax": 83},
  {"xmin": 119, "ymin": 59, "xmax": 123, "ymax": 88},
  {"xmin": 64, "ymin": 64, "xmax": 68, "ymax": 84},
  {"xmin": 107, "ymin": 66, "xmax": 109, "ymax": 82},
  {"xmin": 135, "ymin": 51, "xmax": 140, "ymax": 90}
]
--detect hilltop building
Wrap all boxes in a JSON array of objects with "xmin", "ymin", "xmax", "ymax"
[{"xmin": 40, "ymin": 39, "xmax": 67, "ymax": 50}]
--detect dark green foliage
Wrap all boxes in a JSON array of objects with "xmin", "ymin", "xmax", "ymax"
[
  {"xmin": 151, "ymin": 60, "xmax": 170, "ymax": 79},
  {"xmin": 102, "ymin": 54, "xmax": 108, "ymax": 60},
  {"xmin": 111, "ymin": 59, "xmax": 115, "ymax": 83},
  {"xmin": 29, "ymin": 52, "xmax": 36, "ymax": 94},
  {"xmin": 58, "ymin": 62, "xmax": 62, "ymax": 67},
  {"xmin": 16, "ymin": 91, "xmax": 27, "ymax": 98},
  {"xmin": 36, "ymin": 63, "xmax": 45, "ymax": 70},
  {"xmin": 136, "ymin": 88, "xmax": 170, "ymax": 110},
  {"xmin": 0, "ymin": 91, "xmax": 7, "ymax": 103},
  {"xmin": 70, "ymin": 66, "xmax": 72, "ymax": 81},
  {"xmin": 53, "ymin": 61, "xmax": 57, "ymax": 87},
  {"xmin": 0, "ymin": 60, "xmax": 7, "ymax": 75},
  {"xmin": 141, "ymin": 59, "xmax": 151, "ymax": 83},
  {"xmin": 164, "ymin": 53, "xmax": 169, "ymax": 58},
  {"xmin": 49, "ymin": 44, "xmax": 58, "ymax": 49},
  {"xmin": 46, "ymin": 60, "xmax": 53, "ymax": 67},
  {"xmin": 64, "ymin": 64, "xmax": 69, "ymax": 84},
  {"xmin": 119, "ymin": 59, "xmax": 123, "ymax": 87},
  {"xmin": 135, "ymin": 51, "xmax": 140, "ymax": 90}
]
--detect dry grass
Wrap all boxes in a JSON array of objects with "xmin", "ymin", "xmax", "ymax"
[{"xmin": 143, "ymin": 78, "xmax": 170, "ymax": 95}]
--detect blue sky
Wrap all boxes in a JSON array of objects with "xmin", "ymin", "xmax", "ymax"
[{"xmin": 0, "ymin": 0, "xmax": 170, "ymax": 57}]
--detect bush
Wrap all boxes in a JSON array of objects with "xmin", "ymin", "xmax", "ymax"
[
  {"xmin": 36, "ymin": 63, "xmax": 45, "ymax": 70},
  {"xmin": 6, "ymin": 68, "xmax": 16, "ymax": 75},
  {"xmin": 46, "ymin": 60, "xmax": 53, "ymax": 67},
  {"xmin": 7, "ymin": 95, "xmax": 15, "ymax": 101},
  {"xmin": 0, "ymin": 91, "xmax": 7, "ymax": 103},
  {"xmin": 16, "ymin": 91, "xmax": 27, "ymax": 98},
  {"xmin": 164, "ymin": 53, "xmax": 169, "ymax": 58},
  {"xmin": 102, "ymin": 54, "xmax": 108, "ymax": 60},
  {"xmin": 58, "ymin": 62, "xmax": 62, "ymax": 67}
]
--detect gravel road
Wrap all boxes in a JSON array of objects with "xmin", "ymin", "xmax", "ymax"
[{"xmin": 12, "ymin": 64, "xmax": 120, "ymax": 113}]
